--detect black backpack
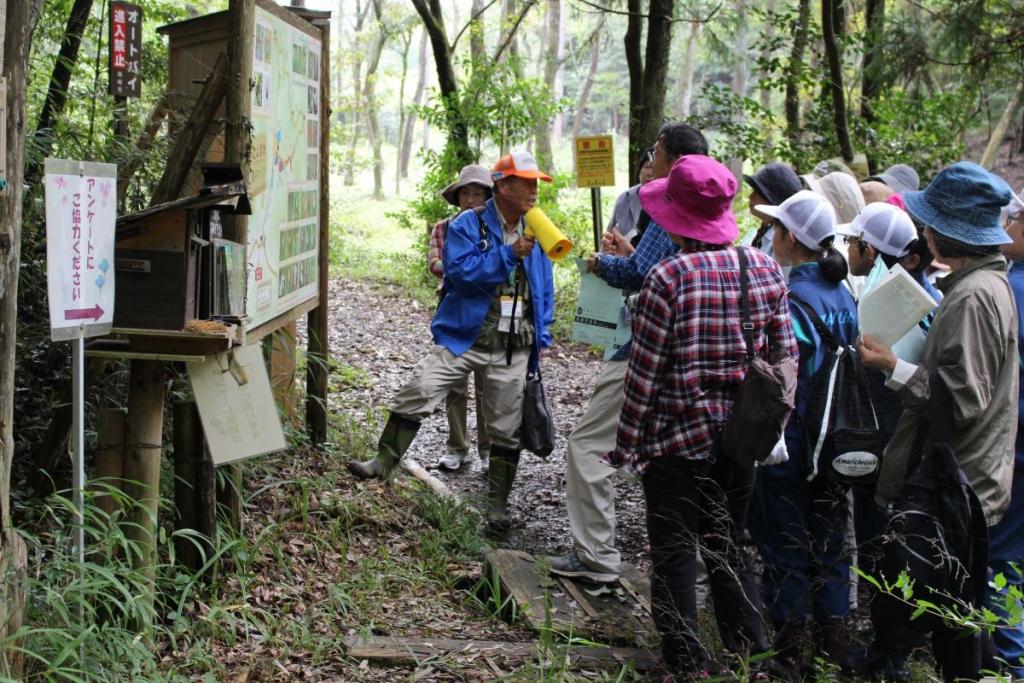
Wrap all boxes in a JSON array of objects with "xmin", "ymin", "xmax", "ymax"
[
  {"xmin": 876, "ymin": 371, "xmax": 988, "ymax": 632},
  {"xmin": 790, "ymin": 294, "xmax": 887, "ymax": 485}
]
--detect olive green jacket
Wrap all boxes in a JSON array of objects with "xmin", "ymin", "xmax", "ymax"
[{"xmin": 876, "ymin": 254, "xmax": 1019, "ymax": 525}]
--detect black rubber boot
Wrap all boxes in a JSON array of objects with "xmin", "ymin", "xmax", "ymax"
[
  {"xmin": 486, "ymin": 446, "xmax": 521, "ymax": 527},
  {"xmin": 766, "ymin": 621, "xmax": 809, "ymax": 681},
  {"xmin": 347, "ymin": 413, "xmax": 420, "ymax": 480},
  {"xmin": 816, "ymin": 618, "xmax": 857, "ymax": 675}
]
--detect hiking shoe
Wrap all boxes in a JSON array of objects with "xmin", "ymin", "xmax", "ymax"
[
  {"xmin": 545, "ymin": 553, "xmax": 618, "ymax": 583},
  {"xmin": 438, "ymin": 451, "xmax": 466, "ymax": 471}
]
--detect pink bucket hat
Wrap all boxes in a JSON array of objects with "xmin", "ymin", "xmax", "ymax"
[{"xmin": 638, "ymin": 155, "xmax": 739, "ymax": 244}]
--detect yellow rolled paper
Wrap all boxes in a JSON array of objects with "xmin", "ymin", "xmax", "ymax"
[{"xmin": 524, "ymin": 207, "xmax": 574, "ymax": 261}]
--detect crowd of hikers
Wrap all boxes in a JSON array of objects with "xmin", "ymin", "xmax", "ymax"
[{"xmin": 344, "ymin": 125, "xmax": 1024, "ymax": 682}]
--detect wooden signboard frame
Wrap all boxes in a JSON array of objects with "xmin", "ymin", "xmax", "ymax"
[{"xmin": 157, "ymin": 0, "xmax": 330, "ymax": 345}]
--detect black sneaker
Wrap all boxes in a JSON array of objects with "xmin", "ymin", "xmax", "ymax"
[{"xmin": 544, "ymin": 553, "xmax": 618, "ymax": 583}]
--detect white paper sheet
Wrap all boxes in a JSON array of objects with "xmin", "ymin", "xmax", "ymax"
[{"xmin": 857, "ymin": 264, "xmax": 937, "ymax": 348}]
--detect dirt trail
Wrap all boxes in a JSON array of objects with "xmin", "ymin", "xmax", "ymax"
[{"xmin": 326, "ymin": 277, "xmax": 651, "ymax": 571}]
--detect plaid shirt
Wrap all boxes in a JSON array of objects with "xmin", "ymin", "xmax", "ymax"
[
  {"xmin": 428, "ymin": 218, "xmax": 448, "ymax": 279},
  {"xmin": 608, "ymin": 246, "xmax": 797, "ymax": 473},
  {"xmin": 595, "ymin": 222, "xmax": 679, "ymax": 360}
]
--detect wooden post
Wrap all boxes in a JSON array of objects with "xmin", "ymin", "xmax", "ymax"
[
  {"xmin": 173, "ymin": 401, "xmax": 198, "ymax": 570},
  {"xmin": 306, "ymin": 12, "xmax": 331, "ymax": 445},
  {"xmin": 94, "ymin": 407, "xmax": 125, "ymax": 518},
  {"xmin": 218, "ymin": 0, "xmax": 256, "ymax": 528},
  {"xmin": 173, "ymin": 401, "xmax": 216, "ymax": 572},
  {"xmin": 122, "ymin": 360, "xmax": 165, "ymax": 588},
  {"xmin": 269, "ymin": 322, "xmax": 298, "ymax": 421}
]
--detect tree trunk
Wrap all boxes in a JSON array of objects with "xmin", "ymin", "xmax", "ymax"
[
  {"xmin": 27, "ymin": 0, "xmax": 94, "ymax": 183},
  {"xmin": 674, "ymin": 21, "xmax": 700, "ymax": 120},
  {"xmin": 399, "ymin": 28, "xmax": 427, "ymax": 179},
  {"xmin": 364, "ymin": 0, "xmax": 386, "ymax": 199},
  {"xmin": 624, "ymin": 0, "xmax": 643, "ymax": 158},
  {"xmin": 821, "ymin": 0, "xmax": 854, "ymax": 161},
  {"xmin": 729, "ymin": 0, "xmax": 749, "ymax": 178},
  {"xmin": 533, "ymin": 0, "xmax": 560, "ymax": 173},
  {"xmin": 470, "ymin": 0, "xmax": 485, "ymax": 76},
  {"xmin": 411, "ymin": 0, "xmax": 472, "ymax": 168},
  {"xmin": 758, "ymin": 0, "xmax": 775, "ymax": 110},
  {"xmin": 785, "ymin": 0, "xmax": 811, "ymax": 145},
  {"xmin": 395, "ymin": 30, "xmax": 412, "ymax": 195},
  {"xmin": 628, "ymin": 0, "xmax": 675, "ymax": 185},
  {"xmin": 861, "ymin": 0, "xmax": 884, "ymax": 123},
  {"xmin": 551, "ymin": 0, "xmax": 565, "ymax": 141},
  {"xmin": 0, "ymin": 0, "xmax": 42, "ymax": 673},
  {"xmin": 572, "ymin": 17, "xmax": 603, "ymax": 142},
  {"xmin": 981, "ymin": 82, "xmax": 1024, "ymax": 170}
]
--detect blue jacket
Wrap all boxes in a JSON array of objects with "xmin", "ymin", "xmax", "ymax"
[
  {"xmin": 594, "ymin": 222, "xmax": 679, "ymax": 360},
  {"xmin": 432, "ymin": 198, "xmax": 554, "ymax": 370},
  {"xmin": 784, "ymin": 262, "xmax": 860, "ymax": 461}
]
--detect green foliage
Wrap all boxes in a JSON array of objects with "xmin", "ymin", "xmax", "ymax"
[{"xmin": 404, "ymin": 56, "xmax": 565, "ymax": 228}]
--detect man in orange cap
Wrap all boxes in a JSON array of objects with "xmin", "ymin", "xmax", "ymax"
[{"xmin": 348, "ymin": 152, "xmax": 555, "ymax": 528}]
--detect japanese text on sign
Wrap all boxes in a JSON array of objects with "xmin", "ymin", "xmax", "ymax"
[
  {"xmin": 575, "ymin": 135, "xmax": 615, "ymax": 188},
  {"xmin": 109, "ymin": 2, "xmax": 142, "ymax": 98},
  {"xmin": 45, "ymin": 159, "xmax": 117, "ymax": 341}
]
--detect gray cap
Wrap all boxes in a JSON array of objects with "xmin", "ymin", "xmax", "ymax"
[
  {"xmin": 756, "ymin": 190, "xmax": 838, "ymax": 251},
  {"xmin": 440, "ymin": 164, "xmax": 493, "ymax": 207},
  {"xmin": 869, "ymin": 163, "xmax": 920, "ymax": 195}
]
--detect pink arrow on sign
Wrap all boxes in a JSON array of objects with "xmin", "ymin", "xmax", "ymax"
[{"xmin": 64, "ymin": 305, "xmax": 104, "ymax": 321}]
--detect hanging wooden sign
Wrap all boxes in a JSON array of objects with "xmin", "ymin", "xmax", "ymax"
[{"xmin": 109, "ymin": 2, "xmax": 142, "ymax": 98}]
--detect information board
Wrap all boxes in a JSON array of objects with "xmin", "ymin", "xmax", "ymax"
[
  {"xmin": 575, "ymin": 135, "xmax": 615, "ymax": 188},
  {"xmin": 44, "ymin": 159, "xmax": 117, "ymax": 341},
  {"xmin": 246, "ymin": 7, "xmax": 321, "ymax": 328}
]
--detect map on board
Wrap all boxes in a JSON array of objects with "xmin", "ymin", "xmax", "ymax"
[{"xmin": 246, "ymin": 6, "xmax": 320, "ymax": 328}]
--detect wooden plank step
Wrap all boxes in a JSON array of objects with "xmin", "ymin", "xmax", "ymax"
[
  {"xmin": 344, "ymin": 635, "xmax": 658, "ymax": 671},
  {"xmin": 486, "ymin": 549, "xmax": 658, "ymax": 647}
]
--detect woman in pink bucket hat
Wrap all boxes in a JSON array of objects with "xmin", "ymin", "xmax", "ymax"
[{"xmin": 606, "ymin": 154, "xmax": 798, "ymax": 677}]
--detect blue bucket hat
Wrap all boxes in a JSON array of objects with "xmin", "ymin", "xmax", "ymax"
[{"xmin": 903, "ymin": 161, "xmax": 1013, "ymax": 246}]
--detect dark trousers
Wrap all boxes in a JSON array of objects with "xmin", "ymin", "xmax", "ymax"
[{"xmin": 642, "ymin": 456, "xmax": 769, "ymax": 672}]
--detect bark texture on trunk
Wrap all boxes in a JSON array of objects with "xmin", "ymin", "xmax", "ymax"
[
  {"xmin": 822, "ymin": 0, "xmax": 854, "ymax": 161},
  {"xmin": 0, "ymin": 1, "xmax": 41, "ymax": 667},
  {"xmin": 533, "ymin": 0, "xmax": 560, "ymax": 172},
  {"xmin": 626, "ymin": 0, "xmax": 675, "ymax": 185},
  {"xmin": 785, "ymin": 0, "xmax": 811, "ymax": 145}
]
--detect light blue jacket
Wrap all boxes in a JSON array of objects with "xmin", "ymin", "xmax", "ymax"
[{"xmin": 433, "ymin": 198, "xmax": 554, "ymax": 370}]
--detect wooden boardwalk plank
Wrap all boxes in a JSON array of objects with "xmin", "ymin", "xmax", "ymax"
[{"xmin": 486, "ymin": 549, "xmax": 658, "ymax": 647}]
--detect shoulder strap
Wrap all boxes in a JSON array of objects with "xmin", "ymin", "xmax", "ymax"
[
  {"xmin": 473, "ymin": 206, "xmax": 488, "ymax": 243},
  {"xmin": 736, "ymin": 247, "xmax": 755, "ymax": 362},
  {"xmin": 787, "ymin": 293, "xmax": 841, "ymax": 351}
]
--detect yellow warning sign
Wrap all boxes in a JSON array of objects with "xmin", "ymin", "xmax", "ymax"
[{"xmin": 575, "ymin": 135, "xmax": 615, "ymax": 188}]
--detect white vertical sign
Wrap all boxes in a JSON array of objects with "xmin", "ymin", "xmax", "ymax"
[{"xmin": 45, "ymin": 159, "xmax": 117, "ymax": 341}]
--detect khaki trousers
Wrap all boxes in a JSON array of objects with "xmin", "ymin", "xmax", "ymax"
[
  {"xmin": 445, "ymin": 370, "xmax": 490, "ymax": 456},
  {"xmin": 389, "ymin": 344, "xmax": 529, "ymax": 450},
  {"xmin": 566, "ymin": 360, "xmax": 627, "ymax": 574}
]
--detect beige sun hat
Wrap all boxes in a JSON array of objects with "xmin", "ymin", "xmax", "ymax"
[
  {"xmin": 440, "ymin": 164, "xmax": 494, "ymax": 207},
  {"xmin": 818, "ymin": 171, "xmax": 865, "ymax": 223}
]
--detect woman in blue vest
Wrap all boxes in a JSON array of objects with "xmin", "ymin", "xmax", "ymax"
[{"xmin": 748, "ymin": 190, "xmax": 859, "ymax": 677}]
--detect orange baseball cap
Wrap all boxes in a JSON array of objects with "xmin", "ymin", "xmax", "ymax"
[{"xmin": 492, "ymin": 151, "xmax": 553, "ymax": 182}]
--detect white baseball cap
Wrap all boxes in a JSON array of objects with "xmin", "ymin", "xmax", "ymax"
[
  {"xmin": 756, "ymin": 190, "xmax": 838, "ymax": 251},
  {"xmin": 837, "ymin": 202, "xmax": 917, "ymax": 257}
]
